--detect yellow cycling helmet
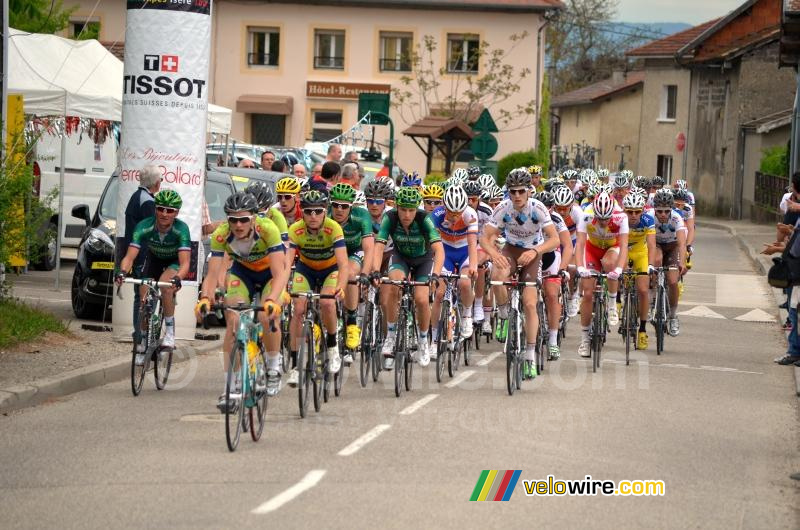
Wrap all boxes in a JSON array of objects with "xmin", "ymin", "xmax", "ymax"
[
  {"xmin": 421, "ymin": 184, "xmax": 444, "ymax": 199},
  {"xmin": 528, "ymin": 165, "xmax": 542, "ymax": 176},
  {"xmin": 276, "ymin": 176, "xmax": 301, "ymax": 194}
]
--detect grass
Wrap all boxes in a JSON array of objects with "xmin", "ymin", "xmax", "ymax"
[{"xmin": 0, "ymin": 298, "xmax": 68, "ymax": 349}]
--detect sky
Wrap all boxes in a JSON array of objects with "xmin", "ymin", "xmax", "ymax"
[{"xmin": 615, "ymin": 0, "xmax": 745, "ymax": 24}]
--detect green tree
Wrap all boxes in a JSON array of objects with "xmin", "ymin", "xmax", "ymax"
[
  {"xmin": 537, "ymin": 74, "xmax": 551, "ymax": 175},
  {"xmin": 9, "ymin": 0, "xmax": 75, "ymax": 34}
]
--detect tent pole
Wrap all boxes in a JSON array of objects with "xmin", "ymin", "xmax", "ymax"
[{"xmin": 54, "ymin": 97, "xmax": 66, "ymax": 290}]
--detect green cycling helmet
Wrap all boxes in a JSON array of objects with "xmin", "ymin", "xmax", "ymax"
[
  {"xmin": 395, "ymin": 187, "xmax": 422, "ymax": 209},
  {"xmin": 300, "ymin": 189, "xmax": 329, "ymax": 208},
  {"xmin": 330, "ymin": 183, "xmax": 357, "ymax": 203},
  {"xmin": 154, "ymin": 189, "xmax": 182, "ymax": 209}
]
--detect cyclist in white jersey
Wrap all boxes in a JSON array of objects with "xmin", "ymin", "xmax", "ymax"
[
  {"xmin": 652, "ymin": 189, "xmax": 687, "ymax": 337},
  {"xmin": 464, "ymin": 180, "xmax": 494, "ymax": 327}
]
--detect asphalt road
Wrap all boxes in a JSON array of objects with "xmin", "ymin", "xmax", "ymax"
[{"xmin": 1, "ymin": 228, "xmax": 798, "ymax": 529}]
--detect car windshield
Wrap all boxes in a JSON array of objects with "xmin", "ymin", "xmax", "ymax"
[{"xmin": 100, "ymin": 176, "xmax": 119, "ymax": 219}]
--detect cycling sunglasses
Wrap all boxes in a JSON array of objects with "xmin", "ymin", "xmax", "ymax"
[
  {"xmin": 625, "ymin": 209, "xmax": 643, "ymax": 215},
  {"xmin": 424, "ymin": 199, "xmax": 443, "ymax": 206},
  {"xmin": 278, "ymin": 194, "xmax": 296, "ymax": 201},
  {"xmin": 366, "ymin": 198, "xmax": 385, "ymax": 205},
  {"xmin": 331, "ymin": 202, "xmax": 351, "ymax": 210},
  {"xmin": 654, "ymin": 208, "xmax": 672, "ymax": 215},
  {"xmin": 227, "ymin": 215, "xmax": 252, "ymax": 224},
  {"xmin": 508, "ymin": 188, "xmax": 528, "ymax": 195},
  {"xmin": 156, "ymin": 206, "xmax": 178, "ymax": 214},
  {"xmin": 303, "ymin": 208, "xmax": 326, "ymax": 216}
]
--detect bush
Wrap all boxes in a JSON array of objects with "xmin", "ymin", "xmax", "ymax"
[
  {"xmin": 496, "ymin": 150, "xmax": 544, "ymax": 186},
  {"xmin": 424, "ymin": 172, "xmax": 446, "ymax": 184},
  {"xmin": 759, "ymin": 145, "xmax": 789, "ymax": 177}
]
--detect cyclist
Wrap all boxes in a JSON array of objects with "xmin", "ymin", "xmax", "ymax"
[
  {"xmin": 488, "ymin": 185, "xmax": 504, "ymax": 209},
  {"xmin": 196, "ymin": 192, "xmax": 287, "ymax": 409},
  {"xmin": 430, "ymin": 185, "xmax": 479, "ymax": 345},
  {"xmin": 622, "ymin": 192, "xmax": 656, "ymax": 350},
  {"xmin": 673, "ymin": 188, "xmax": 695, "ymax": 256},
  {"xmin": 373, "ymin": 187, "xmax": 444, "ymax": 369},
  {"xmin": 597, "ymin": 168, "xmax": 611, "ymax": 184},
  {"xmin": 611, "ymin": 173, "xmax": 630, "ymax": 207},
  {"xmin": 421, "ymin": 183, "xmax": 445, "ymax": 213},
  {"xmin": 674, "ymin": 179, "xmax": 695, "ymax": 206},
  {"xmin": 467, "ymin": 166, "xmax": 481, "ymax": 181},
  {"xmin": 553, "ymin": 185, "xmax": 583, "ymax": 317},
  {"xmin": 401, "ymin": 171, "xmax": 423, "ymax": 191},
  {"xmin": 275, "ymin": 176, "xmax": 302, "ymax": 227},
  {"xmin": 117, "ymin": 189, "xmax": 190, "ymax": 357},
  {"xmin": 528, "ymin": 165, "xmax": 544, "ymax": 192},
  {"xmin": 480, "ymin": 169, "xmax": 559, "ymax": 378},
  {"xmin": 653, "ymin": 189, "xmax": 687, "ymax": 337},
  {"xmin": 575, "ymin": 191, "xmax": 629, "ymax": 357},
  {"xmin": 328, "ymin": 183, "xmax": 375, "ymax": 362},
  {"xmin": 463, "ymin": 180, "xmax": 494, "ymax": 327}
]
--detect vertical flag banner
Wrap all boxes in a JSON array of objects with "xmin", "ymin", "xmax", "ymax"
[
  {"xmin": 114, "ymin": 0, "xmax": 212, "ymax": 341},
  {"xmin": 470, "ymin": 470, "xmax": 522, "ymax": 501}
]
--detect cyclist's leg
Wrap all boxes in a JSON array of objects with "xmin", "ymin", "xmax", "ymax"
[
  {"xmin": 493, "ymin": 246, "xmax": 516, "ymax": 308},
  {"xmin": 410, "ymin": 257, "xmax": 434, "ymax": 363},
  {"xmin": 320, "ymin": 268, "xmax": 342, "ymax": 371},
  {"xmin": 473, "ymin": 251, "xmax": 489, "ymax": 321},
  {"xmin": 222, "ymin": 267, "xmax": 253, "ymax": 371},
  {"xmin": 542, "ymin": 252, "xmax": 562, "ymax": 347},
  {"xmin": 458, "ymin": 255, "xmax": 475, "ymax": 321},
  {"xmin": 158, "ymin": 263, "xmax": 180, "ymax": 318},
  {"xmin": 382, "ymin": 251, "xmax": 408, "ymax": 359},
  {"xmin": 581, "ymin": 243, "xmax": 605, "ymax": 328},
  {"xmin": 520, "ymin": 256, "xmax": 542, "ymax": 362},
  {"xmin": 663, "ymin": 244, "xmax": 680, "ymax": 316},
  {"xmin": 258, "ymin": 277, "xmax": 282, "ymax": 364},
  {"xmin": 344, "ymin": 254, "xmax": 363, "ymax": 352},
  {"xmin": 289, "ymin": 264, "xmax": 313, "ymax": 357},
  {"xmin": 431, "ymin": 250, "xmax": 453, "ymax": 342}
]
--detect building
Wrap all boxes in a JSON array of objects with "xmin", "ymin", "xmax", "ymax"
[
  {"xmin": 551, "ymin": 71, "xmax": 645, "ymax": 173},
  {"xmin": 61, "ymin": 0, "xmax": 563, "ymax": 173}
]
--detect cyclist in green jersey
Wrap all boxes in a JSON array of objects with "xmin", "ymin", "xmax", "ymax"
[
  {"xmin": 196, "ymin": 191, "xmax": 287, "ymax": 410},
  {"xmin": 117, "ymin": 189, "xmax": 191, "ymax": 352},
  {"xmin": 329, "ymin": 183, "xmax": 374, "ymax": 361},
  {"xmin": 372, "ymin": 187, "xmax": 444, "ymax": 369}
]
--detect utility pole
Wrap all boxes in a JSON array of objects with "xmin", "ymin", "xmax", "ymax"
[{"xmin": 1, "ymin": 0, "xmax": 8, "ymax": 158}]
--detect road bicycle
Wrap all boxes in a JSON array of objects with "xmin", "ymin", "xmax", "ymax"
[
  {"xmin": 651, "ymin": 266, "xmax": 677, "ymax": 355},
  {"xmin": 434, "ymin": 272, "xmax": 471, "ymax": 382},
  {"xmin": 619, "ymin": 268, "xmax": 645, "ymax": 366},
  {"xmin": 118, "ymin": 277, "xmax": 174, "ymax": 396},
  {"xmin": 534, "ymin": 279, "xmax": 548, "ymax": 376},
  {"xmin": 359, "ymin": 279, "xmax": 384, "ymax": 387},
  {"xmin": 589, "ymin": 272, "xmax": 609, "ymax": 373}
]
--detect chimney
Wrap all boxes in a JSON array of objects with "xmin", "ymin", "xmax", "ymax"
[{"xmin": 611, "ymin": 70, "xmax": 626, "ymax": 84}]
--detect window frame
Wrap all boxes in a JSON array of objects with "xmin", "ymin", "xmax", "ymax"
[
  {"xmin": 314, "ymin": 29, "xmax": 346, "ymax": 70},
  {"xmin": 247, "ymin": 26, "xmax": 280, "ymax": 68},
  {"xmin": 379, "ymin": 31, "xmax": 412, "ymax": 72},
  {"xmin": 446, "ymin": 33, "xmax": 480, "ymax": 74},
  {"xmin": 659, "ymin": 84, "xmax": 678, "ymax": 122},
  {"xmin": 311, "ymin": 108, "xmax": 344, "ymax": 142}
]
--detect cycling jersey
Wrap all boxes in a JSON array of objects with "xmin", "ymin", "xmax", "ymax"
[
  {"xmin": 676, "ymin": 204, "xmax": 694, "ymax": 222},
  {"xmin": 627, "ymin": 213, "xmax": 656, "ymax": 250},
  {"xmin": 541, "ymin": 211, "xmax": 568, "ymax": 277},
  {"xmin": 487, "ymin": 198, "xmax": 553, "ymax": 250},
  {"xmin": 376, "ymin": 210, "xmax": 441, "ymax": 259},
  {"xmin": 474, "ymin": 202, "xmax": 493, "ymax": 232},
  {"xmin": 333, "ymin": 206, "xmax": 374, "ymax": 256},
  {"xmin": 655, "ymin": 210, "xmax": 687, "ymax": 245},
  {"xmin": 558, "ymin": 203, "xmax": 583, "ymax": 243},
  {"xmin": 263, "ymin": 206, "xmax": 289, "ymax": 241},
  {"xmin": 577, "ymin": 210, "xmax": 629, "ymax": 250},
  {"xmin": 288, "ymin": 217, "xmax": 346, "ymax": 270},
  {"xmin": 430, "ymin": 206, "xmax": 479, "ymax": 249},
  {"xmin": 210, "ymin": 216, "xmax": 284, "ymax": 272},
  {"xmin": 130, "ymin": 217, "xmax": 191, "ymax": 260}
]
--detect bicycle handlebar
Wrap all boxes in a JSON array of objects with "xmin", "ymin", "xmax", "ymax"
[
  {"xmin": 290, "ymin": 292, "xmax": 339, "ymax": 299},
  {"xmin": 116, "ymin": 277, "xmax": 173, "ymax": 299}
]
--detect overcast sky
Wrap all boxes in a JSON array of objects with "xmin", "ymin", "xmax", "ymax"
[{"xmin": 615, "ymin": 0, "xmax": 745, "ymax": 24}]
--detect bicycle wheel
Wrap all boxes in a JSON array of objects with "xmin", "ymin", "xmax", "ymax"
[
  {"xmin": 404, "ymin": 342, "xmax": 413, "ymax": 392},
  {"xmin": 334, "ymin": 313, "xmax": 345, "ymax": 397},
  {"xmin": 463, "ymin": 330, "xmax": 471, "ymax": 366},
  {"xmin": 394, "ymin": 311, "xmax": 406, "ymax": 397},
  {"xmin": 656, "ymin": 287, "xmax": 665, "ymax": 355},
  {"xmin": 372, "ymin": 306, "xmax": 383, "ymax": 383},
  {"xmin": 131, "ymin": 301, "xmax": 152, "ymax": 396},
  {"xmin": 447, "ymin": 308, "xmax": 458, "ymax": 378},
  {"xmin": 359, "ymin": 302, "xmax": 373, "ymax": 388},
  {"xmin": 536, "ymin": 300, "xmax": 547, "ymax": 373},
  {"xmin": 250, "ymin": 347, "xmax": 268, "ymax": 442},
  {"xmin": 298, "ymin": 321, "xmax": 312, "ymax": 418},
  {"xmin": 436, "ymin": 300, "xmax": 449, "ymax": 383},
  {"xmin": 505, "ymin": 310, "xmax": 518, "ymax": 396},
  {"xmin": 591, "ymin": 299, "xmax": 602, "ymax": 373},
  {"xmin": 153, "ymin": 346, "xmax": 173, "ymax": 390},
  {"xmin": 623, "ymin": 291, "xmax": 632, "ymax": 366},
  {"xmin": 225, "ymin": 344, "xmax": 244, "ymax": 452},
  {"xmin": 280, "ymin": 306, "xmax": 291, "ymax": 373}
]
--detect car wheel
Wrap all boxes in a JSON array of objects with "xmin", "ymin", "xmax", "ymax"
[
  {"xmin": 33, "ymin": 223, "xmax": 57, "ymax": 271},
  {"xmin": 71, "ymin": 266, "xmax": 101, "ymax": 319}
]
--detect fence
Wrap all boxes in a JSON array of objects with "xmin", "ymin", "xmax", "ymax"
[{"xmin": 754, "ymin": 171, "xmax": 789, "ymax": 215}]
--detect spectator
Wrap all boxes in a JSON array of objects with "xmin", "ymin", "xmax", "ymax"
[
  {"xmin": 261, "ymin": 150, "xmax": 276, "ymax": 168},
  {"xmin": 326, "ymin": 143, "xmax": 342, "ymax": 162},
  {"xmin": 311, "ymin": 163, "xmax": 323, "ymax": 178},
  {"xmin": 343, "ymin": 150, "xmax": 358, "ymax": 163},
  {"xmin": 293, "ymin": 163, "xmax": 308, "ymax": 179},
  {"xmin": 340, "ymin": 162, "xmax": 361, "ymax": 189},
  {"xmin": 271, "ymin": 160, "xmax": 286, "ymax": 173},
  {"xmin": 238, "ymin": 158, "xmax": 256, "ymax": 169},
  {"xmin": 321, "ymin": 161, "xmax": 341, "ymax": 187}
]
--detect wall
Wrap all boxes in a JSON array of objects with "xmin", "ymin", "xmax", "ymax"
[
  {"xmin": 597, "ymin": 87, "xmax": 642, "ymax": 173},
  {"xmin": 553, "ymin": 105, "xmax": 601, "ymax": 162},
  {"xmin": 636, "ymin": 61, "xmax": 691, "ymax": 180},
  {"xmin": 743, "ymin": 125, "xmax": 790, "ymax": 220}
]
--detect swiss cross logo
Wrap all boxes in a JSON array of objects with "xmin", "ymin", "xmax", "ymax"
[{"xmin": 161, "ymin": 55, "xmax": 179, "ymax": 73}]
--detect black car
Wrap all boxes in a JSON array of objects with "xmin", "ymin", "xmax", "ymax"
[{"xmin": 70, "ymin": 170, "xmax": 236, "ymax": 319}]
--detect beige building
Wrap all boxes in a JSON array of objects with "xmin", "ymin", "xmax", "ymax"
[
  {"xmin": 61, "ymin": 0, "xmax": 562, "ymax": 172},
  {"xmin": 551, "ymin": 71, "xmax": 644, "ymax": 173}
]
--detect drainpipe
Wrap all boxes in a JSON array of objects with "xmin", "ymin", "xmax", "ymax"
[{"xmin": 535, "ymin": 16, "xmax": 549, "ymax": 150}]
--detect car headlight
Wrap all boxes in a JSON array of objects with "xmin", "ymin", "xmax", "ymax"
[{"xmin": 86, "ymin": 228, "xmax": 114, "ymax": 254}]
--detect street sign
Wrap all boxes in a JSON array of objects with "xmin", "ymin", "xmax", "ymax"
[
  {"xmin": 472, "ymin": 108, "xmax": 499, "ymax": 133},
  {"xmin": 358, "ymin": 93, "xmax": 390, "ymax": 125},
  {"xmin": 676, "ymin": 132, "xmax": 686, "ymax": 152},
  {"xmin": 471, "ymin": 133, "xmax": 498, "ymax": 160}
]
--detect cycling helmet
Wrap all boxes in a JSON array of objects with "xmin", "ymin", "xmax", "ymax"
[
  {"xmin": 612, "ymin": 174, "xmax": 630, "ymax": 189},
  {"xmin": 154, "ymin": 189, "xmax": 183, "ymax": 209},
  {"xmin": 506, "ymin": 168, "xmax": 532, "ymax": 188},
  {"xmin": 537, "ymin": 191, "xmax": 555, "ymax": 208},
  {"xmin": 244, "ymin": 181, "xmax": 274, "ymax": 210},
  {"xmin": 279, "ymin": 152, "xmax": 301, "ymax": 169},
  {"xmin": 597, "ymin": 168, "xmax": 610, "ymax": 179},
  {"xmin": 672, "ymin": 189, "xmax": 690, "ymax": 203},
  {"xmin": 480, "ymin": 186, "xmax": 492, "ymax": 201},
  {"xmin": 478, "ymin": 173, "xmax": 496, "ymax": 189},
  {"xmin": 354, "ymin": 190, "xmax": 366, "ymax": 207},
  {"xmin": 466, "ymin": 166, "xmax": 481, "ymax": 179},
  {"xmin": 401, "ymin": 171, "xmax": 423, "ymax": 188},
  {"xmin": 276, "ymin": 177, "xmax": 301, "ymax": 194},
  {"xmin": 330, "ymin": 183, "xmax": 357, "ymax": 203},
  {"xmin": 528, "ymin": 164, "xmax": 543, "ymax": 176},
  {"xmin": 630, "ymin": 186, "xmax": 648, "ymax": 199},
  {"xmin": 443, "ymin": 185, "xmax": 468, "ymax": 212},
  {"xmin": 599, "ymin": 184, "xmax": 614, "ymax": 196},
  {"xmin": 651, "ymin": 175, "xmax": 665, "ymax": 188},
  {"xmin": 592, "ymin": 192, "xmax": 616, "ymax": 220},
  {"xmin": 622, "ymin": 192, "xmax": 646, "ymax": 210},
  {"xmin": 633, "ymin": 176, "xmax": 650, "ymax": 189},
  {"xmin": 395, "ymin": 187, "xmax": 422, "ymax": 209},
  {"xmin": 300, "ymin": 189, "xmax": 329, "ymax": 208},
  {"xmin": 563, "ymin": 168, "xmax": 578, "ymax": 181},
  {"xmin": 224, "ymin": 190, "xmax": 257, "ymax": 214},
  {"xmin": 652, "ymin": 188, "xmax": 674, "ymax": 208},
  {"xmin": 553, "ymin": 186, "xmax": 574, "ymax": 207},
  {"xmin": 421, "ymin": 183, "xmax": 445, "ymax": 199},
  {"xmin": 462, "ymin": 180, "xmax": 481, "ymax": 197},
  {"xmin": 365, "ymin": 179, "xmax": 388, "ymax": 198},
  {"xmin": 674, "ymin": 179, "xmax": 688, "ymax": 190},
  {"xmin": 620, "ymin": 169, "xmax": 635, "ymax": 180},
  {"xmin": 491, "ymin": 185, "xmax": 505, "ymax": 201},
  {"xmin": 451, "ymin": 167, "xmax": 469, "ymax": 182}
]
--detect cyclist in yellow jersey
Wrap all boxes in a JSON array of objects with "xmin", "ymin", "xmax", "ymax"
[
  {"xmin": 622, "ymin": 192, "xmax": 656, "ymax": 350},
  {"xmin": 286, "ymin": 190, "xmax": 349, "ymax": 379}
]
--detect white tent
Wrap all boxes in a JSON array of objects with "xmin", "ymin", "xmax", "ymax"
[{"xmin": 8, "ymin": 27, "xmax": 231, "ymax": 133}]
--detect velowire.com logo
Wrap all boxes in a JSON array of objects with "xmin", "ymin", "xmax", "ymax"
[{"xmin": 469, "ymin": 470, "xmax": 522, "ymax": 501}]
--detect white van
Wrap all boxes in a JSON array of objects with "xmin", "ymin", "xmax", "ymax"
[{"xmin": 32, "ymin": 130, "xmax": 118, "ymax": 259}]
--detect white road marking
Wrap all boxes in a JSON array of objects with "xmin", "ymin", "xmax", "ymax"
[
  {"xmin": 251, "ymin": 469, "xmax": 327, "ymax": 515},
  {"xmin": 337, "ymin": 424, "xmax": 391, "ymax": 456},
  {"xmin": 399, "ymin": 394, "xmax": 439, "ymax": 415},
  {"xmin": 445, "ymin": 369, "xmax": 476, "ymax": 388},
  {"xmin": 572, "ymin": 359, "xmax": 763, "ymax": 375},
  {"xmin": 733, "ymin": 308, "xmax": 776, "ymax": 323},
  {"xmin": 677, "ymin": 305, "xmax": 726, "ymax": 319},
  {"xmin": 477, "ymin": 351, "xmax": 502, "ymax": 366},
  {"xmin": 16, "ymin": 296, "xmax": 71, "ymax": 303}
]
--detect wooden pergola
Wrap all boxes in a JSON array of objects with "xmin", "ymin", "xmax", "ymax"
[{"xmin": 402, "ymin": 117, "xmax": 475, "ymax": 176}]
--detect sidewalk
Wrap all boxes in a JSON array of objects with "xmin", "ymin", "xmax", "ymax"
[{"xmin": 695, "ymin": 216, "xmax": 800, "ymax": 396}]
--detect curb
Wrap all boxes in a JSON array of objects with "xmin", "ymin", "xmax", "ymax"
[
  {"xmin": 0, "ymin": 339, "xmax": 222, "ymax": 415},
  {"xmin": 697, "ymin": 219, "xmax": 800, "ymax": 397}
]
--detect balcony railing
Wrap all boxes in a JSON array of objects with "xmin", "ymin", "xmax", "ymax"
[
  {"xmin": 247, "ymin": 52, "xmax": 278, "ymax": 66},
  {"xmin": 379, "ymin": 58, "xmax": 411, "ymax": 72},
  {"xmin": 314, "ymin": 55, "xmax": 344, "ymax": 69}
]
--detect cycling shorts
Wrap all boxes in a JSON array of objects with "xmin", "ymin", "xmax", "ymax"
[
  {"xmin": 348, "ymin": 250, "xmax": 365, "ymax": 267},
  {"xmin": 226, "ymin": 261, "xmax": 274, "ymax": 301},
  {"xmin": 657, "ymin": 241, "xmax": 680, "ymax": 269},
  {"xmin": 442, "ymin": 244, "xmax": 470, "ymax": 275},
  {"xmin": 292, "ymin": 260, "xmax": 338, "ymax": 293},
  {"xmin": 627, "ymin": 247, "xmax": 649, "ymax": 274},
  {"xmin": 388, "ymin": 248, "xmax": 434, "ymax": 282},
  {"xmin": 499, "ymin": 244, "xmax": 541, "ymax": 284},
  {"xmin": 541, "ymin": 251, "xmax": 562, "ymax": 281},
  {"xmin": 141, "ymin": 253, "xmax": 179, "ymax": 281},
  {"xmin": 585, "ymin": 241, "xmax": 618, "ymax": 272}
]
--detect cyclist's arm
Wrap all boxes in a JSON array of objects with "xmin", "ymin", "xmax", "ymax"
[
  {"xmin": 480, "ymin": 225, "xmax": 500, "ymax": 260},
  {"xmin": 677, "ymin": 228, "xmax": 687, "ymax": 269},
  {"xmin": 575, "ymin": 231, "xmax": 587, "ymax": 269},
  {"xmin": 558, "ymin": 229, "xmax": 573, "ymax": 269},
  {"xmin": 266, "ymin": 248, "xmax": 288, "ymax": 304},
  {"xmin": 467, "ymin": 232, "xmax": 478, "ymax": 274},
  {"xmin": 431, "ymin": 240, "xmax": 445, "ymax": 276},
  {"xmin": 175, "ymin": 249, "xmax": 191, "ymax": 281},
  {"xmin": 615, "ymin": 233, "xmax": 629, "ymax": 271},
  {"xmin": 361, "ymin": 235, "xmax": 375, "ymax": 276},
  {"xmin": 118, "ymin": 245, "xmax": 140, "ymax": 275},
  {"xmin": 334, "ymin": 245, "xmax": 350, "ymax": 294},
  {"xmin": 372, "ymin": 240, "xmax": 386, "ymax": 272},
  {"xmin": 537, "ymin": 224, "xmax": 560, "ymax": 255},
  {"xmin": 685, "ymin": 216, "xmax": 695, "ymax": 247},
  {"xmin": 646, "ymin": 233, "xmax": 656, "ymax": 267},
  {"xmin": 200, "ymin": 255, "xmax": 223, "ymax": 299},
  {"xmin": 372, "ymin": 213, "xmax": 392, "ymax": 272}
]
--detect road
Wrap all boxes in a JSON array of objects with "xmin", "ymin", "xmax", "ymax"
[{"xmin": 1, "ymin": 228, "xmax": 798, "ymax": 529}]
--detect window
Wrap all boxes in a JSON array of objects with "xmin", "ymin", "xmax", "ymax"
[
  {"xmin": 657, "ymin": 155, "xmax": 673, "ymax": 181},
  {"xmin": 247, "ymin": 27, "xmax": 280, "ymax": 67},
  {"xmin": 447, "ymin": 33, "xmax": 480, "ymax": 73},
  {"xmin": 660, "ymin": 85, "xmax": 677, "ymax": 121},
  {"xmin": 311, "ymin": 110, "xmax": 343, "ymax": 142},
  {"xmin": 252, "ymin": 114, "xmax": 286, "ymax": 145},
  {"xmin": 314, "ymin": 29, "xmax": 345, "ymax": 70},
  {"xmin": 71, "ymin": 20, "xmax": 100, "ymax": 40},
  {"xmin": 379, "ymin": 31, "xmax": 412, "ymax": 72}
]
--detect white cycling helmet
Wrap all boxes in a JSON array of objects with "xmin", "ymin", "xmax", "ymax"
[
  {"xmin": 593, "ymin": 192, "xmax": 616, "ymax": 219},
  {"xmin": 478, "ymin": 173, "xmax": 496, "ymax": 189},
  {"xmin": 553, "ymin": 185, "xmax": 575, "ymax": 207},
  {"xmin": 563, "ymin": 169, "xmax": 578, "ymax": 181},
  {"xmin": 622, "ymin": 192, "xmax": 646, "ymax": 210},
  {"xmin": 443, "ymin": 185, "xmax": 468, "ymax": 212},
  {"xmin": 674, "ymin": 179, "xmax": 688, "ymax": 190},
  {"xmin": 598, "ymin": 183, "xmax": 613, "ymax": 196},
  {"xmin": 450, "ymin": 167, "xmax": 469, "ymax": 183},
  {"xmin": 354, "ymin": 190, "xmax": 366, "ymax": 207},
  {"xmin": 597, "ymin": 168, "xmax": 610, "ymax": 179},
  {"xmin": 491, "ymin": 185, "xmax": 505, "ymax": 201}
]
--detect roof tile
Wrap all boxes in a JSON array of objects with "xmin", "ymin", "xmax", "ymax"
[
  {"xmin": 552, "ymin": 71, "xmax": 645, "ymax": 108},
  {"xmin": 626, "ymin": 18, "xmax": 721, "ymax": 57}
]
